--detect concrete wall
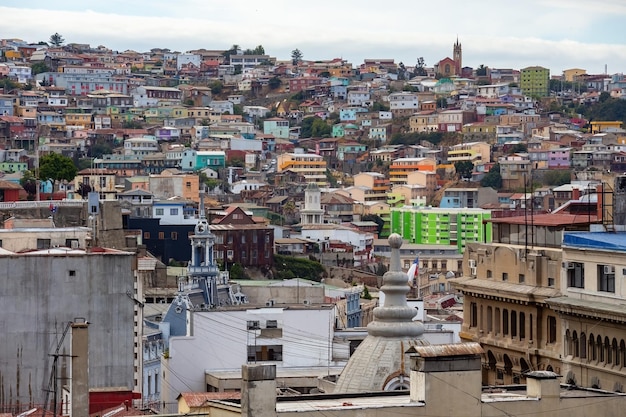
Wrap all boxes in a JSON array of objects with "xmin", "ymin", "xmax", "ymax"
[
  {"xmin": 0, "ymin": 251, "xmax": 136, "ymax": 412},
  {"xmin": 161, "ymin": 307, "xmax": 338, "ymax": 412}
]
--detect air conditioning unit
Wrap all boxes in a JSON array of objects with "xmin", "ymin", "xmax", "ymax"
[
  {"xmin": 470, "ymin": 266, "xmax": 477, "ymax": 276},
  {"xmin": 604, "ymin": 265, "xmax": 615, "ymax": 274},
  {"xmin": 265, "ymin": 299, "xmax": 275, "ymax": 307},
  {"xmin": 468, "ymin": 259, "xmax": 476, "ymax": 268}
]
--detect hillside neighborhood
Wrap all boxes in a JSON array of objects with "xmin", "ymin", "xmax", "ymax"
[{"xmin": 1, "ymin": 34, "xmax": 626, "ymax": 417}]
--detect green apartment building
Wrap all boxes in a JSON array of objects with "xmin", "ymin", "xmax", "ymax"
[
  {"xmin": 390, "ymin": 207, "xmax": 492, "ymax": 252},
  {"xmin": 520, "ymin": 66, "xmax": 550, "ymax": 98}
]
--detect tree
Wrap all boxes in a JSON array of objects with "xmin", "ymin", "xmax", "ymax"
[
  {"xmin": 414, "ymin": 57, "xmax": 427, "ymax": 76},
  {"xmin": 20, "ymin": 170, "xmax": 37, "ymax": 200},
  {"xmin": 476, "ymin": 64, "xmax": 488, "ymax": 77},
  {"xmin": 291, "ymin": 48, "xmax": 303, "ymax": 66},
  {"xmin": 77, "ymin": 182, "xmax": 92, "ymax": 198},
  {"xmin": 209, "ymin": 80, "xmax": 223, "ymax": 95},
  {"xmin": 268, "ymin": 76, "xmax": 282, "ymax": 90},
  {"xmin": 454, "ymin": 161, "xmax": 474, "ymax": 180},
  {"xmin": 222, "ymin": 44, "xmax": 240, "ymax": 62},
  {"xmin": 49, "ymin": 33, "xmax": 65, "ymax": 47},
  {"xmin": 38, "ymin": 153, "xmax": 78, "ymax": 189},
  {"xmin": 30, "ymin": 62, "xmax": 50, "ymax": 75},
  {"xmin": 480, "ymin": 163, "xmax": 502, "ymax": 189}
]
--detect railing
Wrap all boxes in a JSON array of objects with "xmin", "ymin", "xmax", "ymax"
[{"xmin": 0, "ymin": 200, "xmax": 85, "ymax": 209}]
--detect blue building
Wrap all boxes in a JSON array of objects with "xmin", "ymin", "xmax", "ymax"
[{"xmin": 180, "ymin": 149, "xmax": 226, "ymax": 172}]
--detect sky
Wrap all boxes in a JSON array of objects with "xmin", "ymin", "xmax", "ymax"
[{"xmin": 2, "ymin": 0, "xmax": 626, "ymax": 75}]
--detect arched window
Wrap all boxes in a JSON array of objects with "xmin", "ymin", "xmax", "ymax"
[
  {"xmin": 565, "ymin": 330, "xmax": 571, "ymax": 356},
  {"xmin": 487, "ymin": 306, "xmax": 493, "ymax": 333},
  {"xmin": 613, "ymin": 338, "xmax": 619, "ymax": 366},
  {"xmin": 580, "ymin": 333, "xmax": 587, "ymax": 359},
  {"xmin": 519, "ymin": 312, "xmax": 526, "ymax": 340},
  {"xmin": 511, "ymin": 311, "xmax": 517, "ymax": 338},
  {"xmin": 589, "ymin": 333, "xmax": 596, "ymax": 361},
  {"xmin": 597, "ymin": 335, "xmax": 604, "ymax": 362},
  {"xmin": 503, "ymin": 309, "xmax": 509, "ymax": 336},
  {"xmin": 495, "ymin": 307, "xmax": 501, "ymax": 335},
  {"xmin": 605, "ymin": 337, "xmax": 611, "ymax": 364},
  {"xmin": 621, "ymin": 340, "xmax": 626, "ymax": 368},
  {"xmin": 572, "ymin": 331, "xmax": 579, "ymax": 357},
  {"xmin": 529, "ymin": 314, "xmax": 533, "ymax": 341}
]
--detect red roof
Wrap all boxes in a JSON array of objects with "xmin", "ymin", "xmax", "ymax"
[{"xmin": 0, "ymin": 115, "xmax": 24, "ymax": 123}]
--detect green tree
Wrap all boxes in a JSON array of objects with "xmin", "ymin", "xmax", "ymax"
[
  {"xmin": 311, "ymin": 118, "xmax": 331, "ymax": 137},
  {"xmin": 414, "ymin": 57, "xmax": 427, "ymax": 76},
  {"xmin": 372, "ymin": 102, "xmax": 390, "ymax": 112},
  {"xmin": 209, "ymin": 80, "xmax": 223, "ymax": 95},
  {"xmin": 291, "ymin": 48, "xmax": 303, "ymax": 66},
  {"xmin": 362, "ymin": 286, "xmax": 372, "ymax": 300},
  {"xmin": 454, "ymin": 160, "xmax": 474, "ymax": 179},
  {"xmin": 30, "ymin": 62, "xmax": 50, "ymax": 75},
  {"xmin": 49, "ymin": 32, "xmax": 65, "ymax": 47},
  {"xmin": 38, "ymin": 153, "xmax": 78, "ymax": 188},
  {"xmin": 233, "ymin": 104, "xmax": 243, "ymax": 115},
  {"xmin": 229, "ymin": 263, "xmax": 249, "ymax": 279},
  {"xmin": 268, "ymin": 76, "xmax": 282, "ymax": 90},
  {"xmin": 480, "ymin": 163, "xmax": 502, "ymax": 189},
  {"xmin": 20, "ymin": 170, "xmax": 37, "ymax": 199},
  {"xmin": 222, "ymin": 44, "xmax": 240, "ymax": 61},
  {"xmin": 508, "ymin": 143, "xmax": 528, "ymax": 154},
  {"xmin": 476, "ymin": 64, "xmax": 488, "ymax": 76},
  {"xmin": 543, "ymin": 169, "xmax": 572, "ymax": 186},
  {"xmin": 88, "ymin": 143, "xmax": 112, "ymax": 158}
]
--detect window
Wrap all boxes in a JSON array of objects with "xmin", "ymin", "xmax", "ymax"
[
  {"xmin": 548, "ymin": 277, "xmax": 555, "ymax": 287},
  {"xmin": 241, "ymin": 235, "xmax": 246, "ymax": 244},
  {"xmin": 470, "ymin": 302, "xmax": 478, "ymax": 327},
  {"xmin": 171, "ymin": 232, "xmax": 178, "ymax": 240},
  {"xmin": 158, "ymin": 232, "xmax": 164, "ymax": 240},
  {"xmin": 247, "ymin": 345, "xmax": 282, "ymax": 362},
  {"xmin": 68, "ymin": 270, "xmax": 76, "ymax": 278},
  {"xmin": 266, "ymin": 320, "xmax": 278, "ymax": 329},
  {"xmin": 156, "ymin": 208, "xmax": 164, "ymax": 216},
  {"xmin": 37, "ymin": 239, "xmax": 51, "ymax": 249},
  {"xmin": 247, "ymin": 320, "xmax": 260, "ymax": 330},
  {"xmin": 502, "ymin": 309, "xmax": 509, "ymax": 335},
  {"xmin": 170, "ymin": 208, "xmax": 178, "ymax": 215},
  {"xmin": 487, "ymin": 270, "xmax": 492, "ymax": 278},
  {"xmin": 598, "ymin": 265, "xmax": 615, "ymax": 293},
  {"xmin": 186, "ymin": 181, "xmax": 191, "ymax": 189},
  {"xmin": 547, "ymin": 316, "xmax": 557, "ymax": 343},
  {"xmin": 502, "ymin": 272, "xmax": 508, "ymax": 281},
  {"xmin": 566, "ymin": 262, "xmax": 584, "ymax": 288},
  {"xmin": 519, "ymin": 274, "xmax": 525, "ymax": 283},
  {"xmin": 144, "ymin": 232, "xmax": 150, "ymax": 239}
]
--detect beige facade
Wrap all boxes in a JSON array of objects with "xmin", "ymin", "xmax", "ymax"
[
  {"xmin": 149, "ymin": 170, "xmax": 200, "ymax": 202},
  {"xmin": 406, "ymin": 170, "xmax": 437, "ymax": 202},
  {"xmin": 548, "ymin": 232, "xmax": 626, "ymax": 392},
  {"xmin": 408, "ymin": 112, "xmax": 438, "ymax": 133},
  {"xmin": 453, "ymin": 242, "xmax": 564, "ymax": 385}
]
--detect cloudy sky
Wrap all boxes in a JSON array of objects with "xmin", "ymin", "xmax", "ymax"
[{"xmin": 2, "ymin": 0, "xmax": 626, "ymax": 75}]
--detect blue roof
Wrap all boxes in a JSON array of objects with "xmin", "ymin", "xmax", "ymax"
[{"xmin": 563, "ymin": 232, "xmax": 626, "ymax": 252}]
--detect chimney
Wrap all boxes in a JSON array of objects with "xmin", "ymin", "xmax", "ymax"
[
  {"xmin": 241, "ymin": 364, "xmax": 276, "ymax": 417},
  {"xmin": 71, "ymin": 319, "xmax": 89, "ymax": 417},
  {"xmin": 409, "ymin": 343, "xmax": 483, "ymax": 415},
  {"xmin": 526, "ymin": 371, "xmax": 560, "ymax": 399},
  {"xmin": 572, "ymin": 187, "xmax": 580, "ymax": 201}
]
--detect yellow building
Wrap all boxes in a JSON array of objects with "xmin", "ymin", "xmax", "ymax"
[
  {"xmin": 562, "ymin": 68, "xmax": 587, "ymax": 82},
  {"xmin": 408, "ymin": 111, "xmax": 438, "ymax": 133},
  {"xmin": 65, "ymin": 113, "xmax": 93, "ymax": 129},
  {"xmin": 277, "ymin": 152, "xmax": 327, "ymax": 185},
  {"xmin": 388, "ymin": 157, "xmax": 436, "ymax": 184},
  {"xmin": 73, "ymin": 168, "xmax": 118, "ymax": 200},
  {"xmin": 590, "ymin": 120, "xmax": 622, "ymax": 133},
  {"xmin": 447, "ymin": 141, "xmax": 491, "ymax": 164}
]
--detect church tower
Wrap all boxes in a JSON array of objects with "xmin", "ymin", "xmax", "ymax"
[
  {"xmin": 453, "ymin": 36, "xmax": 462, "ymax": 74},
  {"xmin": 300, "ymin": 183, "xmax": 324, "ymax": 225}
]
